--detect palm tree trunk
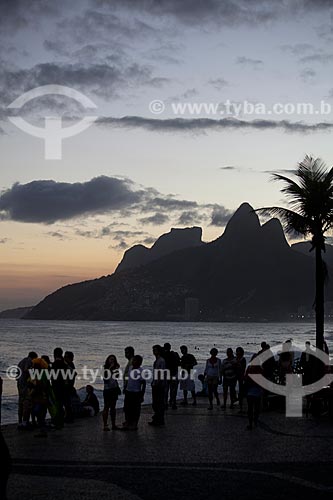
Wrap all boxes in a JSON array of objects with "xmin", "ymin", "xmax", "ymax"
[{"xmin": 315, "ymin": 244, "xmax": 325, "ymax": 349}]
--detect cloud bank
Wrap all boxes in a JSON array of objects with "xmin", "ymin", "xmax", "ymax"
[
  {"xmin": 97, "ymin": 116, "xmax": 333, "ymax": 134},
  {"xmin": 0, "ymin": 176, "xmax": 232, "ymax": 228}
]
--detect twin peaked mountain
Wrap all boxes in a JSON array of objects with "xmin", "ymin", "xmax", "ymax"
[{"xmin": 26, "ymin": 203, "xmax": 333, "ymax": 321}]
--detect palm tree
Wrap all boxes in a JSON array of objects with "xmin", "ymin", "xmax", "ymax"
[{"xmin": 257, "ymin": 155, "xmax": 333, "ymax": 349}]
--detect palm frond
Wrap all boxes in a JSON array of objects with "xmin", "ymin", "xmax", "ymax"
[{"xmin": 256, "ymin": 206, "xmax": 308, "ymax": 236}]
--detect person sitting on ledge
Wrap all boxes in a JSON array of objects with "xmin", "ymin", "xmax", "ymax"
[{"xmin": 82, "ymin": 385, "xmax": 100, "ymax": 416}]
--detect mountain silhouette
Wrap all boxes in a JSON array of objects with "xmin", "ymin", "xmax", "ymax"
[
  {"xmin": 116, "ymin": 226, "xmax": 203, "ymax": 272},
  {"xmin": 25, "ymin": 202, "xmax": 333, "ymax": 321}
]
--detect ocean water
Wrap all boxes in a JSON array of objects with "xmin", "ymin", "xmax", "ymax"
[{"xmin": 1, "ymin": 319, "xmax": 332, "ymax": 425}]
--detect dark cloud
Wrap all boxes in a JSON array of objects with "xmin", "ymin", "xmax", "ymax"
[
  {"xmin": 58, "ymin": 9, "xmax": 158, "ymax": 46},
  {"xmin": 76, "ymin": 227, "xmax": 149, "ymax": 241},
  {"xmin": 109, "ymin": 240, "xmax": 128, "ymax": 251},
  {"xmin": 0, "ymin": 175, "xmax": 226, "ymax": 228},
  {"xmin": 143, "ymin": 236, "xmax": 156, "ymax": 245},
  {"xmin": 46, "ymin": 231, "xmax": 68, "ymax": 240},
  {"xmin": 208, "ymin": 78, "xmax": 229, "ymax": 90},
  {"xmin": 0, "ymin": 62, "xmax": 168, "ymax": 104},
  {"xmin": 220, "ymin": 166, "xmax": 238, "ymax": 171},
  {"xmin": 0, "ymin": 238, "xmax": 9, "ymax": 244},
  {"xmin": 0, "ymin": 0, "xmax": 63, "ymax": 33},
  {"xmin": 139, "ymin": 213, "xmax": 169, "ymax": 225},
  {"xmin": 236, "ymin": 56, "xmax": 264, "ymax": 69},
  {"xmin": 299, "ymin": 53, "xmax": 333, "ymax": 64},
  {"xmin": 75, "ymin": 229, "xmax": 95, "ymax": 238},
  {"xmin": 2, "ymin": 0, "xmax": 331, "ymax": 37},
  {"xmin": 177, "ymin": 211, "xmax": 201, "ymax": 225},
  {"xmin": 112, "ymin": 230, "xmax": 147, "ymax": 240},
  {"xmin": 92, "ymin": 0, "xmax": 333, "ymax": 26},
  {"xmin": 0, "ymin": 177, "xmax": 142, "ymax": 223},
  {"xmin": 97, "ymin": 115, "xmax": 333, "ymax": 134},
  {"xmin": 210, "ymin": 206, "xmax": 233, "ymax": 227},
  {"xmin": 141, "ymin": 196, "xmax": 198, "ymax": 212}
]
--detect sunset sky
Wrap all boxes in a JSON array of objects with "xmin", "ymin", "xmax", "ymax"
[{"xmin": 0, "ymin": 0, "xmax": 332, "ymax": 310}]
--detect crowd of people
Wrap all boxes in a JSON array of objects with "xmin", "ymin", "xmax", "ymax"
[
  {"xmin": 16, "ymin": 348, "xmax": 100, "ymax": 436},
  {"xmin": 13, "ymin": 339, "xmax": 330, "ymax": 436}
]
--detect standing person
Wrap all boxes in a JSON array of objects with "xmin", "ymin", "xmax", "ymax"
[
  {"xmin": 103, "ymin": 354, "xmax": 121, "ymax": 431},
  {"xmin": 261, "ymin": 344, "xmax": 276, "ymax": 410},
  {"xmin": 278, "ymin": 340, "xmax": 293, "ymax": 384},
  {"xmin": 235, "ymin": 347, "xmax": 246, "ymax": 411},
  {"xmin": 262, "ymin": 344, "xmax": 276, "ymax": 381},
  {"xmin": 163, "ymin": 343, "xmax": 180, "ymax": 410},
  {"xmin": 149, "ymin": 345, "xmax": 167, "ymax": 426},
  {"xmin": 221, "ymin": 348, "xmax": 238, "ymax": 409},
  {"xmin": 300, "ymin": 341, "xmax": 316, "ymax": 415},
  {"xmin": 179, "ymin": 345, "xmax": 197, "ymax": 406},
  {"xmin": 244, "ymin": 354, "xmax": 263, "ymax": 430},
  {"xmin": 30, "ymin": 357, "xmax": 49, "ymax": 437},
  {"xmin": 123, "ymin": 355, "xmax": 146, "ymax": 430},
  {"xmin": 16, "ymin": 351, "xmax": 37, "ymax": 429},
  {"xmin": 300, "ymin": 342, "xmax": 316, "ymax": 385},
  {"xmin": 258, "ymin": 342, "xmax": 267, "ymax": 355},
  {"xmin": 51, "ymin": 347, "xmax": 67, "ymax": 429},
  {"xmin": 123, "ymin": 346, "xmax": 135, "ymax": 392},
  {"xmin": 64, "ymin": 351, "xmax": 76, "ymax": 423},
  {"xmin": 204, "ymin": 348, "xmax": 221, "ymax": 410}
]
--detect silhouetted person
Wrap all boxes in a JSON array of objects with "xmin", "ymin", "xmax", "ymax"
[
  {"xmin": 123, "ymin": 355, "xmax": 146, "ymax": 430},
  {"xmin": 221, "ymin": 348, "xmax": 238, "ymax": 409},
  {"xmin": 204, "ymin": 348, "xmax": 221, "ymax": 409},
  {"xmin": 300, "ymin": 342, "xmax": 316, "ymax": 385},
  {"xmin": 261, "ymin": 344, "xmax": 276, "ymax": 410},
  {"xmin": 235, "ymin": 346, "xmax": 246, "ymax": 411},
  {"xmin": 163, "ymin": 342, "xmax": 180, "ymax": 410},
  {"xmin": 51, "ymin": 347, "xmax": 67, "ymax": 429},
  {"xmin": 180, "ymin": 345, "xmax": 197, "ymax": 406},
  {"xmin": 149, "ymin": 345, "xmax": 167, "ymax": 426},
  {"xmin": 103, "ymin": 354, "xmax": 121, "ymax": 431},
  {"xmin": 30, "ymin": 357, "xmax": 49, "ymax": 437},
  {"xmin": 258, "ymin": 342, "xmax": 267, "ymax": 355},
  {"xmin": 41, "ymin": 355, "xmax": 51, "ymax": 366},
  {"xmin": 262, "ymin": 344, "xmax": 276, "ymax": 381},
  {"xmin": 245, "ymin": 354, "xmax": 263, "ymax": 430},
  {"xmin": 278, "ymin": 340, "xmax": 293, "ymax": 384},
  {"xmin": 83, "ymin": 385, "xmax": 100, "ymax": 416},
  {"xmin": 64, "ymin": 351, "xmax": 76, "ymax": 423},
  {"xmin": 197, "ymin": 374, "xmax": 208, "ymax": 396},
  {"xmin": 123, "ymin": 346, "xmax": 135, "ymax": 393},
  {"xmin": 17, "ymin": 351, "xmax": 37, "ymax": 428}
]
